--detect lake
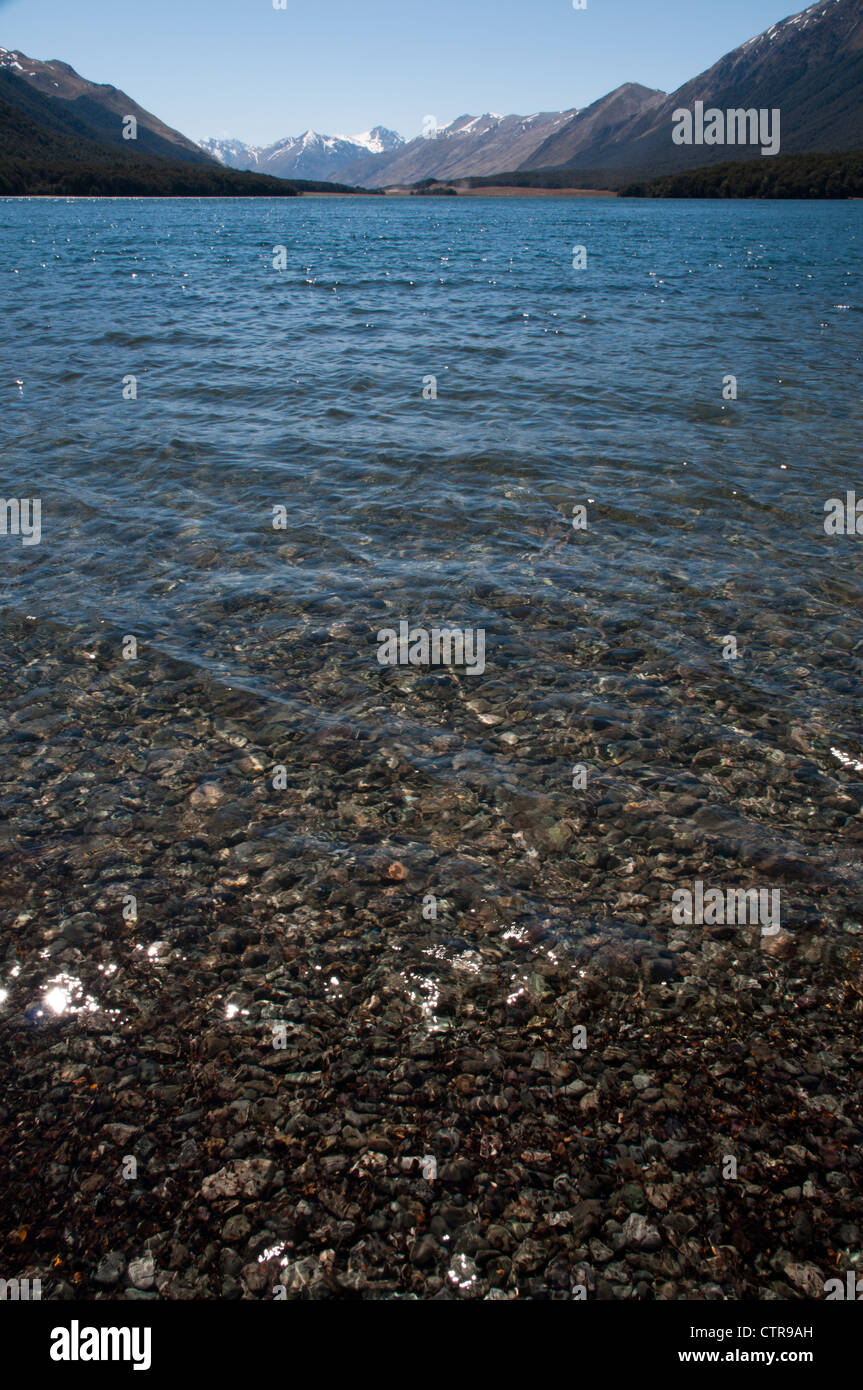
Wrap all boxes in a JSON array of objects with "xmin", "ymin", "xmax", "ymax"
[{"xmin": 1, "ymin": 195, "xmax": 862, "ymax": 1299}]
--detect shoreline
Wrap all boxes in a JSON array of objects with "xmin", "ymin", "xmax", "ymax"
[{"xmin": 382, "ymin": 186, "xmax": 619, "ymax": 198}]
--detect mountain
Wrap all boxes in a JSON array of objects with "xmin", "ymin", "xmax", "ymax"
[
  {"xmin": 518, "ymin": 83, "xmax": 665, "ymax": 171},
  {"xmin": 198, "ymin": 109, "xmax": 620, "ymax": 188},
  {"xmin": 523, "ymin": 0, "xmax": 863, "ymax": 176},
  {"xmin": 199, "ymin": 125, "xmax": 404, "ymax": 180},
  {"xmin": 0, "ymin": 55, "xmax": 341, "ymax": 195},
  {"xmin": 346, "ymin": 127, "xmax": 405, "ymax": 155},
  {"xmin": 335, "ymin": 110, "xmax": 579, "ymax": 186},
  {"xmin": 0, "ymin": 83, "xmax": 303, "ymax": 194},
  {"xmin": 0, "ymin": 47, "xmax": 212, "ymax": 163},
  {"xmin": 197, "ymin": 136, "xmax": 258, "ymax": 168}
]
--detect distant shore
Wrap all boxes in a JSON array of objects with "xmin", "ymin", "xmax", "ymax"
[
  {"xmin": 300, "ymin": 186, "xmax": 619, "ymax": 198},
  {"xmin": 462, "ymin": 186, "xmax": 617, "ymax": 197}
]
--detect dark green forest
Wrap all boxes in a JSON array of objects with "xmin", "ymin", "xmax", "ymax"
[
  {"xmin": 430, "ymin": 149, "xmax": 863, "ymax": 198},
  {"xmin": 622, "ymin": 148, "xmax": 863, "ymax": 198},
  {"xmin": 0, "ymin": 153, "xmax": 302, "ymax": 196},
  {"xmin": 450, "ymin": 167, "xmax": 627, "ymax": 191}
]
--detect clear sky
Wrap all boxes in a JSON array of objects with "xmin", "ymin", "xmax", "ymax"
[{"xmin": 0, "ymin": 0, "xmax": 804, "ymax": 145}]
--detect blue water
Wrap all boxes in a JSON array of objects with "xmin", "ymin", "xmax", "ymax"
[
  {"xmin": 2, "ymin": 195, "xmax": 862, "ymax": 808},
  {"xmin": 4, "ymin": 194, "xmax": 863, "ymax": 1307}
]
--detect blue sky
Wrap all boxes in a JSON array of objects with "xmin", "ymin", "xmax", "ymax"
[{"xmin": 1, "ymin": 0, "xmax": 802, "ymax": 144}]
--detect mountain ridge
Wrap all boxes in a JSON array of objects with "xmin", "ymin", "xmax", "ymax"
[
  {"xmin": 521, "ymin": 0, "xmax": 863, "ymax": 174},
  {"xmin": 337, "ymin": 108, "xmax": 586, "ymax": 186},
  {"xmin": 199, "ymin": 125, "xmax": 404, "ymax": 181},
  {"xmin": 198, "ymin": 105, "xmax": 639, "ymax": 187},
  {"xmin": 0, "ymin": 46, "xmax": 212, "ymax": 163}
]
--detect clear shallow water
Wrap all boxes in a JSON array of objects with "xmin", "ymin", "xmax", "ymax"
[
  {"xmin": 3, "ymin": 195, "xmax": 863, "ymax": 1305},
  {"xmin": 1, "ymin": 196, "xmax": 862, "ymax": 866}
]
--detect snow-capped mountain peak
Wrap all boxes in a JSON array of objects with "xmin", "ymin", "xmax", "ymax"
[
  {"xmin": 198, "ymin": 124, "xmax": 404, "ymax": 180},
  {"xmin": 339, "ymin": 126, "xmax": 404, "ymax": 154},
  {"xmin": 0, "ymin": 48, "xmax": 39, "ymax": 77}
]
